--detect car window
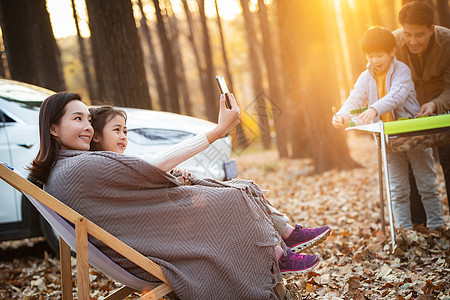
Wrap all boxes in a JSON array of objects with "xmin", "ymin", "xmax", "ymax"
[
  {"xmin": 127, "ymin": 128, "xmax": 195, "ymax": 145},
  {"xmin": 0, "ymin": 110, "xmax": 15, "ymax": 123}
]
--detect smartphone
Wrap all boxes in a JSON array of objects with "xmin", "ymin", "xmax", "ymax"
[{"xmin": 215, "ymin": 75, "xmax": 232, "ymax": 109}]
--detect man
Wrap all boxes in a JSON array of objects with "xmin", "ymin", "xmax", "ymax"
[{"xmin": 393, "ymin": 1, "xmax": 450, "ymax": 226}]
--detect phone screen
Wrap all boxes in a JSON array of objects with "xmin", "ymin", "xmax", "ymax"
[{"xmin": 215, "ymin": 76, "xmax": 232, "ymax": 109}]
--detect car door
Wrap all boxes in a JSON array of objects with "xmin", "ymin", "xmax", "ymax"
[
  {"xmin": 0, "ymin": 108, "xmax": 39, "ymax": 224},
  {"xmin": 0, "ymin": 109, "xmax": 21, "ymax": 223}
]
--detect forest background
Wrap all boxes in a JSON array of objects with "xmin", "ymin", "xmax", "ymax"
[
  {"xmin": 0, "ymin": 0, "xmax": 449, "ymax": 173},
  {"xmin": 0, "ymin": 1, "xmax": 450, "ymax": 298}
]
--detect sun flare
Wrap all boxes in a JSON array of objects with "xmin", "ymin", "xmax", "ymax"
[{"xmin": 47, "ymin": 0, "xmax": 246, "ymax": 39}]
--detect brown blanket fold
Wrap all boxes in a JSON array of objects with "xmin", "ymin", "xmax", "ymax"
[{"xmin": 45, "ymin": 150, "xmax": 281, "ymax": 299}]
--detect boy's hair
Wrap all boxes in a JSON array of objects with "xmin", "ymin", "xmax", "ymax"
[
  {"xmin": 89, "ymin": 106, "xmax": 127, "ymax": 151},
  {"xmin": 399, "ymin": 1, "xmax": 434, "ymax": 27},
  {"xmin": 361, "ymin": 26, "xmax": 396, "ymax": 54}
]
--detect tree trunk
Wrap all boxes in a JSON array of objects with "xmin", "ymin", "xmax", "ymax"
[
  {"xmin": 137, "ymin": 0, "xmax": 168, "ymax": 111},
  {"xmin": 0, "ymin": 0, "xmax": 65, "ymax": 91},
  {"xmin": 257, "ymin": 0, "xmax": 288, "ymax": 157},
  {"xmin": 276, "ymin": 0, "xmax": 309, "ymax": 158},
  {"xmin": 332, "ymin": 0, "xmax": 354, "ymax": 96},
  {"xmin": 197, "ymin": 0, "xmax": 219, "ymax": 122},
  {"xmin": 70, "ymin": 0, "xmax": 96, "ymax": 99},
  {"xmin": 341, "ymin": 0, "xmax": 366, "ymax": 83},
  {"xmin": 436, "ymin": 0, "xmax": 450, "ymax": 28},
  {"xmin": 276, "ymin": 0, "xmax": 358, "ymax": 172},
  {"xmin": 365, "ymin": 0, "xmax": 383, "ymax": 27},
  {"xmin": 165, "ymin": 0, "xmax": 193, "ymax": 116},
  {"xmin": 382, "ymin": 0, "xmax": 398, "ymax": 30},
  {"xmin": 214, "ymin": 0, "xmax": 249, "ymax": 150},
  {"xmin": 239, "ymin": 0, "xmax": 271, "ymax": 149},
  {"xmin": 181, "ymin": 0, "xmax": 210, "ymax": 113},
  {"xmin": 85, "ymin": 0, "xmax": 151, "ymax": 108},
  {"xmin": 152, "ymin": 0, "xmax": 180, "ymax": 113}
]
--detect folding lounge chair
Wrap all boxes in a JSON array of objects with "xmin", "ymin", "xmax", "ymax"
[{"xmin": 0, "ymin": 163, "xmax": 174, "ymax": 300}]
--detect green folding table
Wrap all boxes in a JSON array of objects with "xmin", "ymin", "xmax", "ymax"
[{"xmin": 346, "ymin": 114, "xmax": 450, "ymax": 251}]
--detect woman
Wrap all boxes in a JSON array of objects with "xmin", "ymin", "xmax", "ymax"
[{"xmin": 30, "ymin": 92, "xmax": 326, "ymax": 299}]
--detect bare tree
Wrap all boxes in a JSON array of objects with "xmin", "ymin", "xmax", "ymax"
[
  {"xmin": 70, "ymin": 0, "xmax": 96, "ymax": 99},
  {"xmin": 137, "ymin": 0, "xmax": 168, "ymax": 111},
  {"xmin": 365, "ymin": 0, "xmax": 383, "ymax": 26},
  {"xmin": 164, "ymin": 0, "xmax": 193, "ymax": 116},
  {"xmin": 383, "ymin": 0, "xmax": 398, "ymax": 30},
  {"xmin": 436, "ymin": 0, "xmax": 450, "ymax": 28},
  {"xmin": 276, "ymin": 0, "xmax": 358, "ymax": 172},
  {"xmin": 152, "ymin": 0, "xmax": 180, "ymax": 113},
  {"xmin": 180, "ymin": 0, "xmax": 209, "ymax": 109},
  {"xmin": 85, "ymin": 0, "xmax": 151, "ymax": 108},
  {"xmin": 257, "ymin": 0, "xmax": 288, "ymax": 157},
  {"xmin": 341, "ymin": 0, "xmax": 366, "ymax": 85},
  {"xmin": 0, "ymin": 0, "xmax": 65, "ymax": 91},
  {"xmin": 214, "ymin": 0, "xmax": 249, "ymax": 150},
  {"xmin": 239, "ymin": 0, "xmax": 271, "ymax": 149},
  {"xmin": 196, "ymin": 0, "xmax": 219, "ymax": 121}
]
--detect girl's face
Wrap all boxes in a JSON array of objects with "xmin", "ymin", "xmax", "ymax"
[
  {"xmin": 93, "ymin": 115, "xmax": 128, "ymax": 154},
  {"xmin": 50, "ymin": 100, "xmax": 93, "ymax": 151}
]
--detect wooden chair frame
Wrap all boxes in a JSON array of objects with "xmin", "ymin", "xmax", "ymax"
[{"xmin": 0, "ymin": 163, "xmax": 173, "ymax": 300}]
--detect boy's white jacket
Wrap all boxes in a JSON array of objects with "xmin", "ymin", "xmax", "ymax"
[{"xmin": 338, "ymin": 57, "xmax": 420, "ymax": 122}]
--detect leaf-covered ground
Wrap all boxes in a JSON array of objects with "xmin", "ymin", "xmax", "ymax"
[
  {"xmin": 236, "ymin": 133, "xmax": 450, "ymax": 300},
  {"xmin": 1, "ymin": 133, "xmax": 449, "ymax": 299}
]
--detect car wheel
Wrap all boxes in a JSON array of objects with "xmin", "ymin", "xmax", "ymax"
[{"xmin": 39, "ymin": 214, "xmax": 61, "ymax": 255}]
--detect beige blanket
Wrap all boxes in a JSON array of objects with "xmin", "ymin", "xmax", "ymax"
[{"xmin": 45, "ymin": 150, "xmax": 281, "ymax": 299}]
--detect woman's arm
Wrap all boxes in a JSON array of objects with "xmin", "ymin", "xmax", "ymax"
[{"xmin": 139, "ymin": 94, "xmax": 240, "ymax": 172}]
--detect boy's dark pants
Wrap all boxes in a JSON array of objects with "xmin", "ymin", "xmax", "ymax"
[{"xmin": 409, "ymin": 144, "xmax": 450, "ymax": 225}]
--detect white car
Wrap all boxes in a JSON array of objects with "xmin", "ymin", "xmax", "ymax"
[{"xmin": 0, "ymin": 78, "xmax": 237, "ymax": 252}]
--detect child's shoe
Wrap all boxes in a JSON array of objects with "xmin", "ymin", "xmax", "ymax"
[
  {"xmin": 279, "ymin": 248, "xmax": 319, "ymax": 277},
  {"xmin": 284, "ymin": 224, "xmax": 331, "ymax": 253}
]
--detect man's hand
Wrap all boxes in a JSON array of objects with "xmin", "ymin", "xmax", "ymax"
[
  {"xmin": 416, "ymin": 101, "xmax": 436, "ymax": 117},
  {"xmin": 356, "ymin": 107, "xmax": 378, "ymax": 125}
]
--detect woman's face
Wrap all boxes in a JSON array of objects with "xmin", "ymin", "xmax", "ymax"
[
  {"xmin": 94, "ymin": 115, "xmax": 128, "ymax": 154},
  {"xmin": 50, "ymin": 100, "xmax": 94, "ymax": 151}
]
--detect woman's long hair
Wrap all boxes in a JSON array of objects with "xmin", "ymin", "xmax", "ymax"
[
  {"xmin": 29, "ymin": 92, "xmax": 82, "ymax": 184},
  {"xmin": 89, "ymin": 106, "xmax": 127, "ymax": 151}
]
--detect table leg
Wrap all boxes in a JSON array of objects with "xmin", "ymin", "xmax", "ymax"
[
  {"xmin": 377, "ymin": 135, "xmax": 386, "ymax": 235},
  {"xmin": 380, "ymin": 125, "xmax": 396, "ymax": 251}
]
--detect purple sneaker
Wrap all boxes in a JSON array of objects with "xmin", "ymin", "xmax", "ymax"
[
  {"xmin": 279, "ymin": 248, "xmax": 319, "ymax": 277},
  {"xmin": 284, "ymin": 225, "xmax": 331, "ymax": 253}
]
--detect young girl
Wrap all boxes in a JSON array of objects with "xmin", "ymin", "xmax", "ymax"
[{"xmin": 30, "ymin": 93, "xmax": 329, "ymax": 298}]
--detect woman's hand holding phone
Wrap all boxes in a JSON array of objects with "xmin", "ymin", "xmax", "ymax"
[
  {"xmin": 205, "ymin": 90, "xmax": 240, "ymax": 144},
  {"xmin": 218, "ymin": 93, "xmax": 240, "ymax": 132}
]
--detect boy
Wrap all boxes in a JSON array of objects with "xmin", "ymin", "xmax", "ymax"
[{"xmin": 332, "ymin": 26, "xmax": 444, "ymax": 230}]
